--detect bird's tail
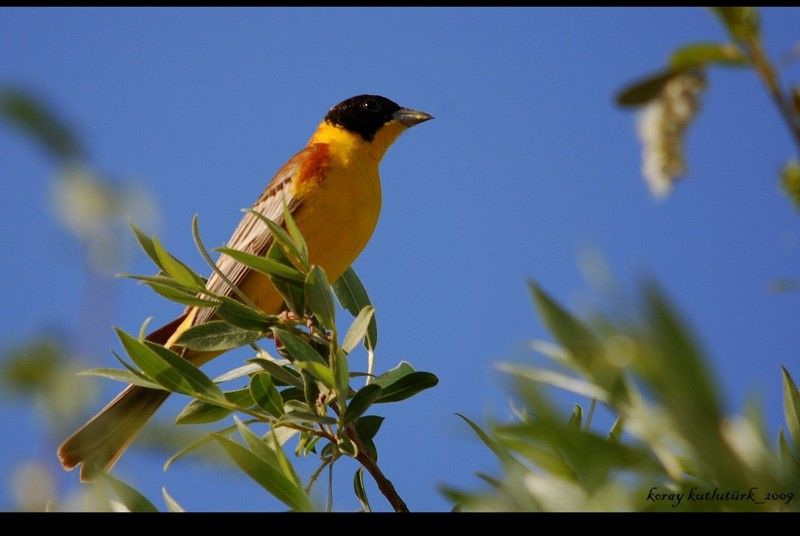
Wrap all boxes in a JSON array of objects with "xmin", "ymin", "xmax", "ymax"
[
  {"xmin": 57, "ymin": 384, "xmax": 170, "ymax": 481},
  {"xmin": 57, "ymin": 313, "xmax": 193, "ymax": 481}
]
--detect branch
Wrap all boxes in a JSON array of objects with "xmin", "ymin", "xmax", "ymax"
[{"xmin": 346, "ymin": 427, "xmax": 409, "ymax": 512}]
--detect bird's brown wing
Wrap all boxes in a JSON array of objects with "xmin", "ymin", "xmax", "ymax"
[{"xmin": 190, "ymin": 144, "xmax": 325, "ymax": 326}]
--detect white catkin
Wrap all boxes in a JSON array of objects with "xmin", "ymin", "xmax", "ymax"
[{"xmin": 637, "ymin": 71, "xmax": 706, "ymax": 198}]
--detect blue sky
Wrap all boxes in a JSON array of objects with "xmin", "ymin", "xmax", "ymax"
[{"xmin": 1, "ymin": 7, "xmax": 799, "ymax": 511}]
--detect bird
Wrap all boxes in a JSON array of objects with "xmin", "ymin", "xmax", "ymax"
[{"xmin": 57, "ymin": 94, "xmax": 433, "ymax": 481}]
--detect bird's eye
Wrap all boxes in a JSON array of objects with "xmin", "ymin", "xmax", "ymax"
[{"xmin": 362, "ymin": 100, "xmax": 380, "ymax": 112}]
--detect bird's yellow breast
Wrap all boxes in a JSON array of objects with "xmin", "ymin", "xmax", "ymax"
[
  {"xmin": 292, "ymin": 130, "xmax": 383, "ymax": 283},
  {"xmin": 237, "ymin": 121, "xmax": 386, "ymax": 317}
]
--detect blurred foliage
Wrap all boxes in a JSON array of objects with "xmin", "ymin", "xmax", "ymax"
[
  {"xmin": 1, "ymin": 84, "xmax": 162, "ymax": 511},
  {"xmin": 78, "ymin": 208, "xmax": 438, "ymax": 511},
  {"xmin": 1, "ymin": 83, "xmax": 159, "ymax": 274},
  {"xmin": 51, "ymin": 166, "xmax": 159, "ymax": 272},
  {"xmin": 0, "ymin": 336, "xmax": 96, "ymax": 429},
  {"xmin": 445, "ymin": 281, "xmax": 800, "ymax": 511},
  {"xmin": 781, "ymin": 160, "xmax": 800, "ymax": 211},
  {"xmin": 617, "ymin": 7, "xmax": 800, "ymax": 202},
  {"xmin": 0, "ymin": 87, "xmax": 83, "ymax": 162}
]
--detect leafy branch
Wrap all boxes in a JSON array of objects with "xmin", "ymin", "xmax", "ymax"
[
  {"xmin": 81, "ymin": 204, "xmax": 438, "ymax": 511},
  {"xmin": 447, "ymin": 281, "xmax": 800, "ymax": 511},
  {"xmin": 617, "ymin": 7, "xmax": 800, "ymax": 203}
]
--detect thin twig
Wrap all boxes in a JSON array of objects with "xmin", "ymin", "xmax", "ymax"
[
  {"xmin": 326, "ymin": 462, "xmax": 334, "ymax": 512},
  {"xmin": 305, "ymin": 456, "xmax": 335, "ymax": 494},
  {"xmin": 744, "ymin": 39, "xmax": 800, "ymax": 153},
  {"xmin": 345, "ymin": 426, "xmax": 410, "ymax": 512},
  {"xmin": 325, "ymin": 402, "xmax": 410, "ymax": 512}
]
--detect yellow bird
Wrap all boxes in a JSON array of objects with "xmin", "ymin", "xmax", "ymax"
[{"xmin": 58, "ymin": 95, "xmax": 433, "ymax": 480}]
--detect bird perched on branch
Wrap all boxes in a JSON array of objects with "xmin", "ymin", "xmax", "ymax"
[{"xmin": 58, "ymin": 94, "xmax": 433, "ymax": 480}]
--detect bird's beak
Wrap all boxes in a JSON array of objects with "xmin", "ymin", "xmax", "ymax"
[{"xmin": 392, "ymin": 108, "xmax": 434, "ymax": 127}]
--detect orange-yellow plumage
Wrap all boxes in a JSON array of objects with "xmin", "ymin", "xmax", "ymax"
[{"xmin": 57, "ymin": 95, "xmax": 432, "ymax": 480}]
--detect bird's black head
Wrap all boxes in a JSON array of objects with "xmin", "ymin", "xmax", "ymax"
[{"xmin": 324, "ymin": 95, "xmax": 402, "ymax": 142}]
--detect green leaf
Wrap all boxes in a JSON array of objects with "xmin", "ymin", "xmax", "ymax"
[
  {"xmin": 247, "ymin": 209, "xmax": 308, "ymax": 271},
  {"xmin": 272, "ymin": 328, "xmax": 326, "ymax": 365},
  {"xmin": 266, "ymin": 244, "xmax": 306, "ymax": 314},
  {"xmin": 497, "ymin": 364, "xmax": 610, "ymax": 402},
  {"xmin": 282, "ymin": 201, "xmax": 308, "ymax": 267},
  {"xmin": 670, "ymin": 42, "xmax": 748, "ymax": 70},
  {"xmin": 342, "ymin": 384, "xmax": 382, "ymax": 424},
  {"xmin": 782, "ymin": 366, "xmax": 800, "ymax": 449},
  {"xmin": 214, "ymin": 297, "xmax": 275, "ymax": 331},
  {"xmin": 121, "ymin": 274, "xmax": 219, "ymax": 307},
  {"xmin": 97, "ymin": 471, "xmax": 158, "ymax": 512},
  {"xmin": 504, "ymin": 440, "xmax": 575, "ymax": 481},
  {"xmin": 778, "ymin": 430, "xmax": 800, "ymax": 467},
  {"xmin": 616, "ymin": 69, "xmax": 680, "ymax": 108},
  {"xmin": 234, "ymin": 417, "xmax": 277, "ymax": 463},
  {"xmin": 137, "ymin": 316, "xmax": 153, "ymax": 342},
  {"xmin": 216, "ymin": 247, "xmax": 305, "ymax": 282},
  {"xmin": 456, "ymin": 413, "xmax": 518, "ymax": 467},
  {"xmin": 175, "ymin": 388, "xmax": 254, "ymax": 425},
  {"xmin": 642, "ymin": 282, "xmax": 722, "ymax": 428},
  {"xmin": 143, "ymin": 340, "xmax": 225, "ymax": 401},
  {"xmin": 144, "ymin": 280, "xmax": 221, "ymax": 308},
  {"xmin": 213, "ymin": 362, "xmax": 264, "ymax": 384},
  {"xmin": 333, "ymin": 348, "xmax": 350, "ymax": 404},
  {"xmin": 341, "ymin": 306, "xmax": 375, "ymax": 354},
  {"xmin": 710, "ymin": 7, "xmax": 760, "ymax": 43},
  {"xmin": 362, "ymin": 438, "xmax": 377, "ymax": 462},
  {"xmin": 77, "ymin": 367, "xmax": 165, "ymax": 391},
  {"xmin": 116, "ymin": 328, "xmax": 196, "ymax": 395},
  {"xmin": 333, "ymin": 268, "xmax": 377, "ymax": 349},
  {"xmin": 272, "ymin": 426, "xmax": 300, "ymax": 449},
  {"xmin": 337, "ymin": 436, "xmax": 358, "ymax": 458},
  {"xmin": 299, "ymin": 360, "xmax": 336, "ymax": 389},
  {"xmin": 283, "ymin": 399, "xmax": 313, "ymax": 414},
  {"xmin": 372, "ymin": 361, "xmax": 415, "ymax": 389},
  {"xmin": 129, "ymin": 221, "xmax": 163, "ymax": 271},
  {"xmin": 161, "ymin": 487, "xmax": 185, "ymax": 513},
  {"xmin": 353, "ymin": 468, "xmax": 371, "ymax": 512},
  {"xmin": 109, "ymin": 350, "xmax": 160, "ymax": 386},
  {"xmin": 567, "ymin": 404, "xmax": 583, "ymax": 429},
  {"xmin": 319, "ymin": 442, "xmax": 336, "ymax": 460},
  {"xmin": 608, "ymin": 417, "xmax": 624, "ymax": 443},
  {"xmin": 475, "ymin": 472, "xmax": 502, "ymax": 489},
  {"xmin": 191, "ymin": 214, "xmax": 258, "ymax": 311},
  {"xmin": 298, "ymin": 433, "xmax": 320, "ymax": 457},
  {"xmin": 301, "ymin": 369, "xmax": 320, "ymax": 409},
  {"xmin": 0, "ymin": 87, "xmax": 82, "ymax": 161},
  {"xmin": 250, "ymin": 372, "xmax": 285, "ymax": 418},
  {"xmin": 354, "ymin": 415, "xmax": 384, "ymax": 441},
  {"xmin": 375, "ymin": 371, "xmax": 438, "ymax": 403},
  {"xmin": 269, "ymin": 428, "xmax": 303, "ymax": 489},
  {"xmin": 175, "ymin": 321, "xmax": 263, "ymax": 352},
  {"xmin": 280, "ymin": 387, "xmax": 305, "ymax": 403},
  {"xmin": 280, "ymin": 409, "xmax": 338, "ymax": 426},
  {"xmin": 121, "ymin": 273, "xmax": 198, "ymax": 290},
  {"xmin": 249, "ymin": 357, "xmax": 304, "ymax": 388},
  {"xmin": 304, "ymin": 266, "xmax": 336, "ymax": 331},
  {"xmin": 780, "ymin": 160, "xmax": 800, "ymax": 211},
  {"xmin": 214, "ymin": 434, "xmax": 312, "ymax": 511},
  {"xmin": 528, "ymin": 282, "xmax": 599, "ymax": 370},
  {"xmin": 164, "ymin": 420, "xmax": 251, "ymax": 471},
  {"xmin": 151, "ymin": 235, "xmax": 205, "ymax": 291}
]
